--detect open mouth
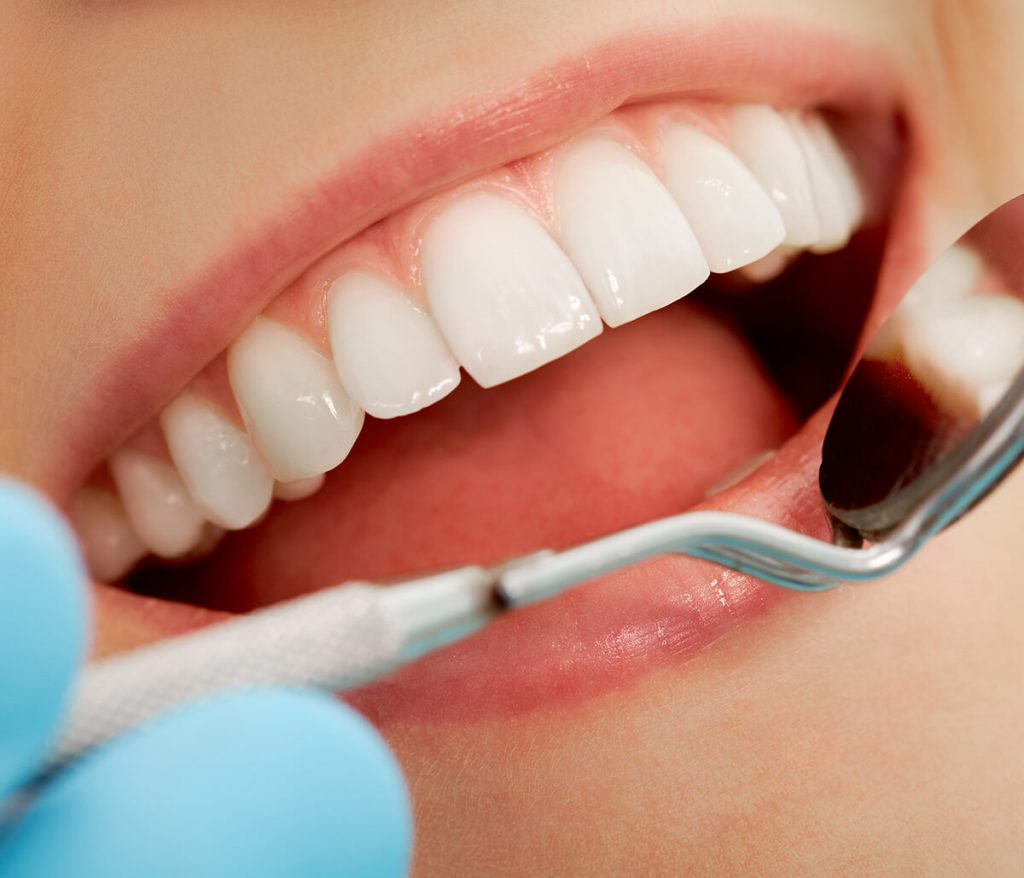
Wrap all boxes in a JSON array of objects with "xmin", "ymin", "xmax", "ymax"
[{"xmin": 62, "ymin": 32, "xmax": 914, "ymax": 725}]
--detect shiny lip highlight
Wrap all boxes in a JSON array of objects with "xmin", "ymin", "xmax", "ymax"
[{"xmin": 58, "ymin": 21, "xmax": 904, "ymax": 501}]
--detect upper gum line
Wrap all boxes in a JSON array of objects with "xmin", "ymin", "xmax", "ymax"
[{"xmin": 73, "ymin": 97, "xmax": 870, "ymax": 582}]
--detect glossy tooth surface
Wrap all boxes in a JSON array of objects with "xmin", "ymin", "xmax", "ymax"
[
  {"xmin": 160, "ymin": 393, "xmax": 273, "ymax": 530},
  {"xmin": 422, "ymin": 192, "xmax": 601, "ymax": 388},
  {"xmin": 228, "ymin": 317, "xmax": 364, "ymax": 481},
  {"xmin": 554, "ymin": 138, "xmax": 709, "ymax": 327},
  {"xmin": 328, "ymin": 273, "xmax": 460, "ymax": 418},
  {"xmin": 901, "ymin": 293, "xmax": 1024, "ymax": 418},
  {"xmin": 729, "ymin": 104, "xmax": 820, "ymax": 247},
  {"xmin": 274, "ymin": 474, "xmax": 325, "ymax": 502},
  {"xmin": 662, "ymin": 124, "xmax": 785, "ymax": 273},
  {"xmin": 68, "ymin": 487, "xmax": 146, "ymax": 582},
  {"xmin": 789, "ymin": 114, "xmax": 855, "ymax": 254},
  {"xmin": 108, "ymin": 448, "xmax": 205, "ymax": 558}
]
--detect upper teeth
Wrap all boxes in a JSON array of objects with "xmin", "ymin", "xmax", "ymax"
[
  {"xmin": 554, "ymin": 136, "xmax": 709, "ymax": 327},
  {"xmin": 421, "ymin": 191, "xmax": 603, "ymax": 388},
  {"xmin": 227, "ymin": 316, "xmax": 365, "ymax": 483},
  {"xmin": 327, "ymin": 271, "xmax": 461, "ymax": 418},
  {"xmin": 71, "ymin": 100, "xmax": 869, "ymax": 581},
  {"xmin": 729, "ymin": 104, "xmax": 821, "ymax": 248}
]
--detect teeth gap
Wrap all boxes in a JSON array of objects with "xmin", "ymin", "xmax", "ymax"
[{"xmin": 71, "ymin": 99, "xmax": 884, "ymax": 586}]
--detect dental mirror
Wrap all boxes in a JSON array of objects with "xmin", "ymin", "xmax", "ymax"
[{"xmin": 819, "ymin": 192, "xmax": 1024, "ymax": 546}]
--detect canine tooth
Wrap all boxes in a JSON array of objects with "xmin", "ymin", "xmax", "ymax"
[
  {"xmin": 274, "ymin": 474, "xmax": 325, "ymax": 502},
  {"xmin": 788, "ymin": 114, "xmax": 854, "ymax": 254},
  {"xmin": 109, "ymin": 448, "xmax": 206, "ymax": 558},
  {"xmin": 553, "ymin": 138, "xmax": 709, "ymax": 327},
  {"xmin": 901, "ymin": 293, "xmax": 1024, "ymax": 419},
  {"xmin": 228, "ymin": 317, "xmax": 365, "ymax": 482},
  {"xmin": 68, "ymin": 487, "xmax": 146, "ymax": 581},
  {"xmin": 730, "ymin": 105, "xmax": 820, "ymax": 247},
  {"xmin": 328, "ymin": 273, "xmax": 460, "ymax": 418},
  {"xmin": 662, "ymin": 124, "xmax": 786, "ymax": 273},
  {"xmin": 422, "ymin": 192, "xmax": 601, "ymax": 387},
  {"xmin": 160, "ymin": 393, "xmax": 273, "ymax": 530}
]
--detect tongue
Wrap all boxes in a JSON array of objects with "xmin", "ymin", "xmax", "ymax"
[{"xmin": 157, "ymin": 301, "xmax": 797, "ymax": 612}]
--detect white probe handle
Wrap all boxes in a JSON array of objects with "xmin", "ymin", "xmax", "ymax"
[{"xmin": 52, "ymin": 583, "xmax": 399, "ymax": 769}]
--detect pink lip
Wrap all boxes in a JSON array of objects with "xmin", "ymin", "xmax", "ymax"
[{"xmin": 62, "ymin": 19, "xmax": 902, "ymax": 499}]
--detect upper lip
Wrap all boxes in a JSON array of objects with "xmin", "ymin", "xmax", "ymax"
[{"xmin": 55, "ymin": 19, "xmax": 905, "ymax": 502}]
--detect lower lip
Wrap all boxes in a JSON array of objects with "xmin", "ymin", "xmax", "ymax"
[{"xmin": 346, "ymin": 409, "xmax": 831, "ymax": 725}]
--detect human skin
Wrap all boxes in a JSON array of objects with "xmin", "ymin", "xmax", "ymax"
[{"xmin": 2, "ymin": 1, "xmax": 1024, "ymax": 875}]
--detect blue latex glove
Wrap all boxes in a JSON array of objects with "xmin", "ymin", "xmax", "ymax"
[{"xmin": 0, "ymin": 480, "xmax": 411, "ymax": 878}]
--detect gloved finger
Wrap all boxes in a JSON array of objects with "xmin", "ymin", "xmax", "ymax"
[
  {"xmin": 0, "ymin": 480, "xmax": 86, "ymax": 797},
  {"xmin": 0, "ymin": 688, "xmax": 412, "ymax": 878}
]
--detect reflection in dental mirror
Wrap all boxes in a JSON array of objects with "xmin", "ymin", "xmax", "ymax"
[{"xmin": 820, "ymin": 194, "xmax": 1024, "ymax": 541}]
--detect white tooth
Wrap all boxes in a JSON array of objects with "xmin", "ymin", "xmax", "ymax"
[
  {"xmin": 68, "ymin": 487, "xmax": 147, "ymax": 581},
  {"xmin": 901, "ymin": 293, "xmax": 1024, "ymax": 419},
  {"xmin": 274, "ymin": 474, "xmax": 325, "ymax": 502},
  {"xmin": 662, "ymin": 124, "xmax": 786, "ymax": 273},
  {"xmin": 421, "ymin": 192, "xmax": 602, "ymax": 387},
  {"xmin": 867, "ymin": 244, "xmax": 984, "ymax": 360},
  {"xmin": 788, "ymin": 114, "xmax": 856, "ymax": 254},
  {"xmin": 553, "ymin": 138, "xmax": 709, "ymax": 327},
  {"xmin": 328, "ymin": 273, "xmax": 461, "ymax": 418},
  {"xmin": 729, "ymin": 104, "xmax": 820, "ymax": 247},
  {"xmin": 160, "ymin": 392, "xmax": 273, "ymax": 530},
  {"xmin": 108, "ymin": 448, "xmax": 206, "ymax": 558},
  {"xmin": 228, "ymin": 317, "xmax": 365, "ymax": 481}
]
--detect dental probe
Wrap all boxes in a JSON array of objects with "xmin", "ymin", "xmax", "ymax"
[
  {"xmin": 50, "ymin": 366, "xmax": 1022, "ymax": 771},
  {"xmin": 50, "ymin": 194, "xmax": 1024, "ymax": 773},
  {"xmin": 45, "ymin": 514, "xmax": 907, "ymax": 770}
]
